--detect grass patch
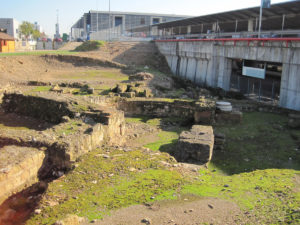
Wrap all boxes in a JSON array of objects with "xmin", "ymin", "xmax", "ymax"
[
  {"xmin": 30, "ymin": 86, "xmax": 51, "ymax": 92},
  {"xmin": 74, "ymin": 41, "xmax": 106, "ymax": 52},
  {"xmin": 212, "ymin": 112, "xmax": 300, "ymax": 174},
  {"xmin": 144, "ymin": 131, "xmax": 180, "ymax": 152},
  {"xmin": 0, "ymin": 50, "xmax": 76, "ymax": 57},
  {"xmin": 182, "ymin": 169, "xmax": 300, "ymax": 224}
]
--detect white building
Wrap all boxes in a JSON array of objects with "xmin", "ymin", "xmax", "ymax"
[
  {"xmin": 34, "ymin": 22, "xmax": 43, "ymax": 33},
  {"xmin": 0, "ymin": 18, "xmax": 19, "ymax": 39}
]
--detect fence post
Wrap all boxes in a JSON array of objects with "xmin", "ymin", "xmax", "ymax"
[
  {"xmin": 271, "ymin": 80, "xmax": 275, "ymax": 101},
  {"xmin": 247, "ymin": 78, "xmax": 250, "ymax": 95},
  {"xmin": 259, "ymin": 80, "xmax": 262, "ymax": 101}
]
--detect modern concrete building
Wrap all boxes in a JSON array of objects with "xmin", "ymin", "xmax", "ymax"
[
  {"xmin": 132, "ymin": 1, "xmax": 300, "ymax": 39},
  {"xmin": 154, "ymin": 1, "xmax": 300, "ymax": 111},
  {"xmin": 71, "ymin": 11, "xmax": 188, "ymax": 41},
  {"xmin": 0, "ymin": 18, "xmax": 19, "ymax": 39}
]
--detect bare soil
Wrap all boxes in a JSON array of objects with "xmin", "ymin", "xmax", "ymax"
[{"xmin": 86, "ymin": 197, "xmax": 242, "ymax": 225}]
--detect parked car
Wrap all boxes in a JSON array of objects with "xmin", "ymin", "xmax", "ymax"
[
  {"xmin": 76, "ymin": 38, "xmax": 84, "ymax": 42},
  {"xmin": 54, "ymin": 38, "xmax": 63, "ymax": 42}
]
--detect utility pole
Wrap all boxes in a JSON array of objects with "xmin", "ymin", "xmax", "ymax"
[
  {"xmin": 108, "ymin": 0, "xmax": 111, "ymax": 42},
  {"xmin": 96, "ymin": 0, "xmax": 98, "ymax": 32},
  {"xmin": 258, "ymin": 0, "xmax": 271, "ymax": 38},
  {"xmin": 258, "ymin": 1, "xmax": 263, "ymax": 38}
]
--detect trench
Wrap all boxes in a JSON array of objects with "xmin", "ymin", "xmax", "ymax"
[
  {"xmin": 0, "ymin": 138, "xmax": 69, "ymax": 225},
  {"xmin": 0, "ymin": 180, "xmax": 49, "ymax": 225},
  {"xmin": 0, "ymin": 93, "xmax": 125, "ymax": 225}
]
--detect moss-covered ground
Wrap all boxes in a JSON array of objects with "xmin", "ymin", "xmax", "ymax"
[{"xmin": 27, "ymin": 112, "xmax": 300, "ymax": 224}]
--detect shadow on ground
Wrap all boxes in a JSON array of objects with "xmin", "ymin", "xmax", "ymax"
[
  {"xmin": 131, "ymin": 112, "xmax": 300, "ymax": 175},
  {"xmin": 0, "ymin": 111, "xmax": 53, "ymax": 131}
]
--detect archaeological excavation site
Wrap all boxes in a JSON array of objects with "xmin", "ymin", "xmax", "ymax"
[{"xmin": 0, "ymin": 40, "xmax": 299, "ymax": 225}]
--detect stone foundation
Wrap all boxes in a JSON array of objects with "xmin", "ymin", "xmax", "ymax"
[
  {"xmin": 175, "ymin": 125, "xmax": 214, "ymax": 164},
  {"xmin": 0, "ymin": 94, "xmax": 126, "ymax": 204},
  {"xmin": 117, "ymin": 98, "xmax": 215, "ymax": 125},
  {"xmin": 215, "ymin": 111, "xmax": 243, "ymax": 124}
]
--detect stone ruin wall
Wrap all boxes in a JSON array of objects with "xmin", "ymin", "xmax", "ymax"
[{"xmin": 0, "ymin": 93, "xmax": 126, "ymax": 205}]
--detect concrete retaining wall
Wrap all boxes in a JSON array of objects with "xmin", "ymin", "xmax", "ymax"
[{"xmin": 156, "ymin": 40, "xmax": 300, "ymax": 111}]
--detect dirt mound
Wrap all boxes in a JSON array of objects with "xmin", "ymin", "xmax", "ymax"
[
  {"xmin": 58, "ymin": 42, "xmax": 82, "ymax": 51},
  {"xmin": 79, "ymin": 41, "xmax": 170, "ymax": 72}
]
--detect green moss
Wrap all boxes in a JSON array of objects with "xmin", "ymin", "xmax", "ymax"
[
  {"xmin": 182, "ymin": 169, "xmax": 300, "ymax": 224},
  {"xmin": 27, "ymin": 148, "xmax": 183, "ymax": 224}
]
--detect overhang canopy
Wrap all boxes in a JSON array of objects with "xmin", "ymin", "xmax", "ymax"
[{"xmin": 155, "ymin": 1, "xmax": 300, "ymax": 29}]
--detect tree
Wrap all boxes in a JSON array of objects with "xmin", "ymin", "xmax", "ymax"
[
  {"xmin": 32, "ymin": 29, "xmax": 41, "ymax": 40},
  {"xmin": 19, "ymin": 21, "xmax": 34, "ymax": 40}
]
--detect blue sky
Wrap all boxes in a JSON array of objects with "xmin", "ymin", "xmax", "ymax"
[{"xmin": 0, "ymin": 0, "xmax": 288, "ymax": 37}]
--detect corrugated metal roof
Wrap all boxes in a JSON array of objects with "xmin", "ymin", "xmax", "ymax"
[
  {"xmin": 0, "ymin": 32, "xmax": 14, "ymax": 41},
  {"xmin": 155, "ymin": 1, "xmax": 300, "ymax": 29}
]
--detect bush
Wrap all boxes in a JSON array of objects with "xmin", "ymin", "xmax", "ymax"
[{"xmin": 74, "ymin": 40, "xmax": 105, "ymax": 52}]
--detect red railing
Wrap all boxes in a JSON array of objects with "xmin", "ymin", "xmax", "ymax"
[{"xmin": 156, "ymin": 38, "xmax": 300, "ymax": 47}]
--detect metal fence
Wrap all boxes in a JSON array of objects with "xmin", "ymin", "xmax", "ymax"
[{"xmin": 230, "ymin": 72, "xmax": 281, "ymax": 102}]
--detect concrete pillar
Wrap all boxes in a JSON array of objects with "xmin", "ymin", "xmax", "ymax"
[
  {"xmin": 217, "ymin": 57, "xmax": 232, "ymax": 91},
  {"xmin": 212, "ymin": 23, "xmax": 217, "ymax": 32},
  {"xmin": 248, "ymin": 19, "xmax": 254, "ymax": 32},
  {"xmin": 187, "ymin": 26, "xmax": 192, "ymax": 35},
  {"xmin": 279, "ymin": 63, "xmax": 300, "ymax": 110}
]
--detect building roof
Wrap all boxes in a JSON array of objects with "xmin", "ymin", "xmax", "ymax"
[
  {"xmin": 89, "ymin": 10, "xmax": 190, "ymax": 18},
  {"xmin": 154, "ymin": 1, "xmax": 300, "ymax": 29},
  {"xmin": 0, "ymin": 32, "xmax": 14, "ymax": 41}
]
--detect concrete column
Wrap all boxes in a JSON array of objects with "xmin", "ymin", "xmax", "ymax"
[
  {"xmin": 187, "ymin": 26, "xmax": 192, "ymax": 35},
  {"xmin": 212, "ymin": 23, "xmax": 217, "ymax": 32},
  {"xmin": 248, "ymin": 19, "xmax": 254, "ymax": 32},
  {"xmin": 217, "ymin": 57, "xmax": 232, "ymax": 91},
  {"xmin": 279, "ymin": 63, "xmax": 300, "ymax": 110}
]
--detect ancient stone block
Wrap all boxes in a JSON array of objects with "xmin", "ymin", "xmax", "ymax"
[
  {"xmin": 175, "ymin": 125, "xmax": 214, "ymax": 164},
  {"xmin": 116, "ymin": 84, "xmax": 128, "ymax": 93},
  {"xmin": 129, "ymin": 72, "xmax": 154, "ymax": 81},
  {"xmin": 120, "ymin": 92, "xmax": 136, "ymax": 98}
]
